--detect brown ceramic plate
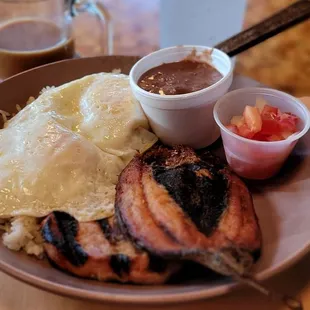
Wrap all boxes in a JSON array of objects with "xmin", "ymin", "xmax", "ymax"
[{"xmin": 0, "ymin": 56, "xmax": 309, "ymax": 304}]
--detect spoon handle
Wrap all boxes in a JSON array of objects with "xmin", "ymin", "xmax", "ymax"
[{"xmin": 215, "ymin": 0, "xmax": 310, "ymax": 57}]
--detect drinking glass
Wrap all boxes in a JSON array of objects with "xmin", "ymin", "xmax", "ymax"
[{"xmin": 0, "ymin": 0, "xmax": 113, "ymax": 80}]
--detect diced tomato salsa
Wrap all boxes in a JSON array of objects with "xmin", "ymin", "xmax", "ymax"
[{"xmin": 225, "ymin": 98, "xmax": 299, "ymax": 141}]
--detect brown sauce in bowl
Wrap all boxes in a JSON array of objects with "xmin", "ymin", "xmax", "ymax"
[{"xmin": 138, "ymin": 60, "xmax": 223, "ymax": 95}]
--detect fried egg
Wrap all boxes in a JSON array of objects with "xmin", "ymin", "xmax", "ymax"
[{"xmin": 0, "ymin": 73, "xmax": 157, "ymax": 221}]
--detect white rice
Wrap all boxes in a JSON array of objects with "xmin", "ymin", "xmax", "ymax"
[
  {"xmin": 26, "ymin": 96, "xmax": 36, "ymax": 105},
  {"xmin": 1, "ymin": 217, "xmax": 44, "ymax": 257},
  {"xmin": 0, "ymin": 110, "xmax": 9, "ymax": 124},
  {"xmin": 112, "ymin": 68, "xmax": 121, "ymax": 74},
  {"xmin": 39, "ymin": 85, "xmax": 55, "ymax": 95}
]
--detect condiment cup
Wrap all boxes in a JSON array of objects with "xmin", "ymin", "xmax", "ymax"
[
  {"xmin": 129, "ymin": 45, "xmax": 233, "ymax": 148},
  {"xmin": 213, "ymin": 87, "xmax": 310, "ymax": 180}
]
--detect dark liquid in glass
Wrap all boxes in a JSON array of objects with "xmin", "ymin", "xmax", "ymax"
[{"xmin": 0, "ymin": 19, "xmax": 75, "ymax": 79}]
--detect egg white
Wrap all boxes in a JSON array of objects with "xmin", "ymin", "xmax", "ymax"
[{"xmin": 0, "ymin": 73, "xmax": 157, "ymax": 221}]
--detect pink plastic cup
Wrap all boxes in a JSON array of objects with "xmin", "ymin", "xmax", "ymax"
[{"xmin": 213, "ymin": 87, "xmax": 310, "ymax": 180}]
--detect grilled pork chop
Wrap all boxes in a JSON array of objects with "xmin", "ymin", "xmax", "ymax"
[
  {"xmin": 115, "ymin": 145, "xmax": 262, "ymax": 276},
  {"xmin": 41, "ymin": 146, "xmax": 301, "ymax": 309},
  {"xmin": 42, "ymin": 211, "xmax": 179, "ymax": 284}
]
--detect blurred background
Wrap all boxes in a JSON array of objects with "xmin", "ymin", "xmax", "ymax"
[
  {"xmin": 1, "ymin": 0, "xmax": 309, "ymax": 96},
  {"xmin": 74, "ymin": 0, "xmax": 310, "ymax": 97}
]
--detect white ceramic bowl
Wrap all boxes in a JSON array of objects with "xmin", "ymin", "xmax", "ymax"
[
  {"xmin": 213, "ymin": 87, "xmax": 310, "ymax": 179},
  {"xmin": 129, "ymin": 45, "xmax": 233, "ymax": 148}
]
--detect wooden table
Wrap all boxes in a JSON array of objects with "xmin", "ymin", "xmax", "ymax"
[{"xmin": 0, "ymin": 1, "xmax": 310, "ymax": 309}]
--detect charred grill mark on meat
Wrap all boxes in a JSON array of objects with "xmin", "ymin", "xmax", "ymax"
[
  {"xmin": 152, "ymin": 162, "xmax": 229, "ymax": 236},
  {"xmin": 251, "ymin": 249, "xmax": 261, "ymax": 263},
  {"xmin": 98, "ymin": 218, "xmax": 114, "ymax": 242},
  {"xmin": 42, "ymin": 212, "xmax": 180, "ymax": 284},
  {"xmin": 148, "ymin": 254, "xmax": 169, "ymax": 273},
  {"xmin": 42, "ymin": 211, "xmax": 88, "ymax": 267},
  {"xmin": 110, "ymin": 254, "xmax": 131, "ymax": 277}
]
